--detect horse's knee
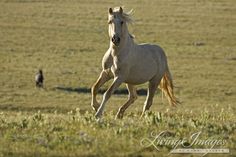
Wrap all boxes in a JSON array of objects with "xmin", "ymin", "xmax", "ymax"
[
  {"xmin": 91, "ymin": 84, "xmax": 95, "ymax": 93},
  {"xmin": 92, "ymin": 70, "xmax": 110, "ymax": 93}
]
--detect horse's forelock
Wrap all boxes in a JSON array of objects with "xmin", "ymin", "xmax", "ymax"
[{"xmin": 112, "ymin": 7, "xmax": 133, "ymax": 24}]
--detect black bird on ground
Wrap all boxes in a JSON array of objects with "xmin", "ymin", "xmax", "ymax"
[{"xmin": 35, "ymin": 69, "xmax": 44, "ymax": 88}]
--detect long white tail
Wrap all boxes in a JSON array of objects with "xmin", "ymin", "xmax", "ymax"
[{"xmin": 159, "ymin": 68, "xmax": 179, "ymax": 106}]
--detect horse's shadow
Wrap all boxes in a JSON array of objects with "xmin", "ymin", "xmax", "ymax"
[{"xmin": 54, "ymin": 86, "xmax": 147, "ymax": 96}]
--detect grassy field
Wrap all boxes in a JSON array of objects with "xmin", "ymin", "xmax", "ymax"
[{"xmin": 0, "ymin": 0, "xmax": 235, "ymax": 156}]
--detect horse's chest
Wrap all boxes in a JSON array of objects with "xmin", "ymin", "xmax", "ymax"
[{"xmin": 111, "ymin": 56, "xmax": 128, "ymax": 76}]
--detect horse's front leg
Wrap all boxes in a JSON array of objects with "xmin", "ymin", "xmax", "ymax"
[
  {"xmin": 116, "ymin": 84, "xmax": 137, "ymax": 119},
  {"xmin": 95, "ymin": 77, "xmax": 123, "ymax": 118},
  {"xmin": 91, "ymin": 70, "xmax": 112, "ymax": 111}
]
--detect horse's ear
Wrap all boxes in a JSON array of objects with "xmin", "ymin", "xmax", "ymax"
[
  {"xmin": 108, "ymin": 8, "xmax": 113, "ymax": 14},
  {"xmin": 119, "ymin": 7, "xmax": 123, "ymax": 14}
]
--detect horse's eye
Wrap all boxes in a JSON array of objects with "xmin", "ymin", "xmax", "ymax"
[{"xmin": 121, "ymin": 21, "xmax": 124, "ymax": 25}]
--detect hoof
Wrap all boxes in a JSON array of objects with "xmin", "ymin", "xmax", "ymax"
[
  {"xmin": 95, "ymin": 112, "xmax": 102, "ymax": 119},
  {"xmin": 140, "ymin": 112, "xmax": 145, "ymax": 118},
  {"xmin": 92, "ymin": 106, "xmax": 99, "ymax": 112},
  {"xmin": 115, "ymin": 112, "xmax": 124, "ymax": 119},
  {"xmin": 96, "ymin": 117, "xmax": 103, "ymax": 123},
  {"xmin": 91, "ymin": 102, "xmax": 99, "ymax": 112}
]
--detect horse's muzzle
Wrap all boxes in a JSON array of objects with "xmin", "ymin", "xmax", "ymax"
[{"xmin": 112, "ymin": 35, "xmax": 120, "ymax": 46}]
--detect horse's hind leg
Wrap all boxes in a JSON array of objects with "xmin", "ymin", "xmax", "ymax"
[
  {"xmin": 141, "ymin": 76, "xmax": 162, "ymax": 117},
  {"xmin": 91, "ymin": 70, "xmax": 112, "ymax": 111},
  {"xmin": 116, "ymin": 84, "xmax": 137, "ymax": 119}
]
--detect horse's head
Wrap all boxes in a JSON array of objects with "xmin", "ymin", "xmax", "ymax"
[{"xmin": 108, "ymin": 7, "xmax": 127, "ymax": 47}]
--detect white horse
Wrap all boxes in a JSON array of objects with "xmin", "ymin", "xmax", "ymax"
[{"xmin": 91, "ymin": 7, "xmax": 179, "ymax": 119}]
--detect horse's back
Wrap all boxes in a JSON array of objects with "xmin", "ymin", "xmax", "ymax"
[
  {"xmin": 136, "ymin": 43, "xmax": 167, "ymax": 66},
  {"xmin": 138, "ymin": 43, "xmax": 166, "ymax": 58}
]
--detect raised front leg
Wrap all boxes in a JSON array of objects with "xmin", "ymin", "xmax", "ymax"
[
  {"xmin": 91, "ymin": 70, "xmax": 112, "ymax": 111},
  {"xmin": 95, "ymin": 77, "xmax": 123, "ymax": 118},
  {"xmin": 116, "ymin": 84, "xmax": 137, "ymax": 119}
]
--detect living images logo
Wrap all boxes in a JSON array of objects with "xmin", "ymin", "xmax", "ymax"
[{"xmin": 140, "ymin": 131, "xmax": 229, "ymax": 156}]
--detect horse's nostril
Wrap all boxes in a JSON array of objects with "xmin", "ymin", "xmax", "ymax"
[
  {"xmin": 117, "ymin": 37, "xmax": 120, "ymax": 43},
  {"xmin": 112, "ymin": 36, "xmax": 120, "ymax": 45},
  {"xmin": 112, "ymin": 37, "xmax": 115, "ymax": 42}
]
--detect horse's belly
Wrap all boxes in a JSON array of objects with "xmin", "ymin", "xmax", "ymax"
[
  {"xmin": 124, "ymin": 77, "xmax": 148, "ymax": 85},
  {"xmin": 124, "ymin": 65, "xmax": 157, "ymax": 85}
]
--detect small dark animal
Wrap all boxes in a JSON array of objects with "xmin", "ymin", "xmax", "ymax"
[{"xmin": 35, "ymin": 69, "xmax": 44, "ymax": 88}]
